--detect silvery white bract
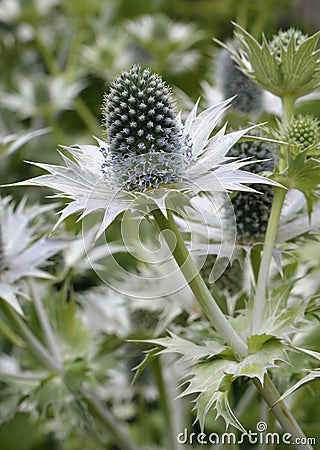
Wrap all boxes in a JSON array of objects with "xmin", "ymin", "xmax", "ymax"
[
  {"xmin": 15, "ymin": 66, "xmax": 277, "ymax": 237},
  {"xmin": 0, "ymin": 197, "xmax": 65, "ymax": 315}
]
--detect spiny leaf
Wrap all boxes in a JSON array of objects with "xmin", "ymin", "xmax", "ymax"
[
  {"xmin": 235, "ymin": 338, "xmax": 287, "ymax": 383},
  {"xmin": 275, "ymin": 151, "xmax": 320, "ymax": 198},
  {"xmin": 180, "ymin": 359, "xmax": 238, "ymax": 431},
  {"xmin": 261, "ymin": 283, "xmax": 307, "ymax": 336},
  {"xmin": 141, "ymin": 331, "xmax": 226, "ymax": 362},
  {"xmin": 130, "ymin": 348, "xmax": 158, "ymax": 386},
  {"xmin": 215, "ymin": 391, "xmax": 247, "ymax": 432},
  {"xmin": 247, "ymin": 334, "xmax": 274, "ymax": 353}
]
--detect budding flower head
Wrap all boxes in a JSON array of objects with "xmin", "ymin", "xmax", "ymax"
[
  {"xmin": 269, "ymin": 28, "xmax": 308, "ymax": 63},
  {"xmin": 227, "ymin": 138, "xmax": 275, "ymax": 243},
  {"xmin": 282, "ymin": 115, "xmax": 320, "ymax": 156},
  {"xmin": 221, "ymin": 24, "xmax": 320, "ymax": 100},
  {"xmin": 102, "ymin": 65, "xmax": 191, "ymax": 191}
]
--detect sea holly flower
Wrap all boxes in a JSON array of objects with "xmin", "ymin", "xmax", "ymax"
[
  {"xmin": 218, "ymin": 24, "xmax": 320, "ymax": 101},
  {"xmin": 14, "ymin": 65, "xmax": 277, "ymax": 237},
  {"xmin": 0, "ymin": 197, "xmax": 65, "ymax": 315}
]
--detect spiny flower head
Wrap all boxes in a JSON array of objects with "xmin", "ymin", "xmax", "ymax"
[
  {"xmin": 283, "ymin": 114, "xmax": 320, "ymax": 155},
  {"xmin": 15, "ymin": 66, "xmax": 279, "ymax": 238},
  {"xmin": 269, "ymin": 28, "xmax": 308, "ymax": 63},
  {"xmin": 227, "ymin": 138, "xmax": 275, "ymax": 243},
  {"xmin": 101, "ymin": 65, "xmax": 191, "ymax": 191},
  {"xmin": 216, "ymin": 47, "xmax": 263, "ymax": 115}
]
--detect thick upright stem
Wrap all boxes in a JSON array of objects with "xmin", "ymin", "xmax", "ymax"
[
  {"xmin": 251, "ymin": 187, "xmax": 286, "ymax": 334},
  {"xmin": 152, "ymin": 208, "xmax": 248, "ymax": 357},
  {"xmin": 252, "ymin": 93, "xmax": 295, "ymax": 334},
  {"xmin": 281, "ymin": 95, "xmax": 295, "ymax": 125},
  {"xmin": 279, "ymin": 94, "xmax": 296, "ymax": 172}
]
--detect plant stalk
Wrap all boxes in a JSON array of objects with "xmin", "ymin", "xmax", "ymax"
[
  {"xmin": 252, "ymin": 93, "xmax": 295, "ymax": 334},
  {"xmin": 152, "ymin": 208, "xmax": 248, "ymax": 357},
  {"xmin": 281, "ymin": 95, "xmax": 295, "ymax": 125},
  {"xmin": 251, "ymin": 186, "xmax": 286, "ymax": 334}
]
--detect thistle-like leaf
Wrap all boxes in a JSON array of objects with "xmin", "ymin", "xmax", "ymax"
[
  {"xmin": 142, "ymin": 331, "xmax": 226, "ymax": 362},
  {"xmin": 180, "ymin": 359, "xmax": 239, "ymax": 431}
]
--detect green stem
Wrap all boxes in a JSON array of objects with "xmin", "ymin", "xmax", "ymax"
[
  {"xmin": 251, "ymin": 187, "xmax": 286, "ymax": 334},
  {"xmin": 0, "ymin": 301, "xmax": 61, "ymax": 372},
  {"xmin": 152, "ymin": 356, "xmax": 179, "ymax": 450},
  {"xmin": 152, "ymin": 208, "xmax": 248, "ymax": 357},
  {"xmin": 44, "ymin": 112, "xmax": 65, "ymax": 144},
  {"xmin": 83, "ymin": 396, "xmax": 139, "ymax": 450},
  {"xmin": 279, "ymin": 94, "xmax": 296, "ymax": 171},
  {"xmin": 282, "ymin": 95, "xmax": 295, "ymax": 125}
]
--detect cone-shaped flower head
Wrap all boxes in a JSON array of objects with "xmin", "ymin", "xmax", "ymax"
[
  {"xmin": 13, "ymin": 65, "xmax": 278, "ymax": 237},
  {"xmin": 101, "ymin": 65, "xmax": 191, "ymax": 191}
]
